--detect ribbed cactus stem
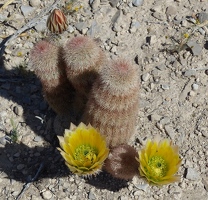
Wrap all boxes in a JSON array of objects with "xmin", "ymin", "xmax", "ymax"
[
  {"xmin": 104, "ymin": 144, "xmax": 139, "ymax": 180},
  {"xmin": 29, "ymin": 40, "xmax": 75, "ymax": 116},
  {"xmin": 63, "ymin": 36, "xmax": 106, "ymax": 96},
  {"xmin": 82, "ymin": 59, "xmax": 139, "ymax": 147}
]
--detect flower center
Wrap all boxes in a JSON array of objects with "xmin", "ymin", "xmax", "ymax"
[
  {"xmin": 74, "ymin": 144, "xmax": 98, "ymax": 164},
  {"xmin": 148, "ymin": 156, "xmax": 168, "ymax": 178}
]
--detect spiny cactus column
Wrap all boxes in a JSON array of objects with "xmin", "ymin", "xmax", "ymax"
[
  {"xmin": 29, "ymin": 40, "xmax": 75, "ymax": 116},
  {"xmin": 62, "ymin": 36, "xmax": 106, "ymax": 96},
  {"xmin": 82, "ymin": 59, "xmax": 139, "ymax": 147},
  {"xmin": 104, "ymin": 144, "xmax": 139, "ymax": 180}
]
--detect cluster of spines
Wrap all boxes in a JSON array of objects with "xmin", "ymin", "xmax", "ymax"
[
  {"xmin": 63, "ymin": 36, "xmax": 106, "ymax": 96},
  {"xmin": 29, "ymin": 40, "xmax": 75, "ymax": 116},
  {"xmin": 82, "ymin": 59, "xmax": 139, "ymax": 147}
]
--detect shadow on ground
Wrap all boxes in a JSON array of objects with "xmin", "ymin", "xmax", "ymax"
[{"xmin": 0, "ymin": 54, "xmax": 128, "ymax": 192}]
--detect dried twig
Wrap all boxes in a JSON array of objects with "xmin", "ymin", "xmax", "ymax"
[
  {"xmin": 0, "ymin": 0, "xmax": 15, "ymax": 12},
  {"xmin": 0, "ymin": 0, "xmax": 62, "ymax": 55},
  {"xmin": 15, "ymin": 162, "xmax": 45, "ymax": 200}
]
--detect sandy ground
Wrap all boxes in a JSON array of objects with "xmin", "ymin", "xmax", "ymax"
[{"xmin": 0, "ymin": 0, "xmax": 208, "ymax": 199}]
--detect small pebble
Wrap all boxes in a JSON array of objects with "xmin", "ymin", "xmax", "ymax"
[
  {"xmin": 13, "ymin": 105, "xmax": 24, "ymax": 116},
  {"xmin": 185, "ymin": 168, "xmax": 201, "ymax": 181},
  {"xmin": 166, "ymin": 6, "xmax": 177, "ymax": 16},
  {"xmin": 42, "ymin": 190, "xmax": 53, "ymax": 200},
  {"xmin": 192, "ymin": 83, "xmax": 199, "ymax": 91},
  {"xmin": 21, "ymin": 5, "xmax": 35, "ymax": 17},
  {"xmin": 161, "ymin": 84, "xmax": 170, "ymax": 90},
  {"xmin": 150, "ymin": 113, "xmax": 162, "ymax": 122},
  {"xmin": 164, "ymin": 125, "xmax": 176, "ymax": 139},
  {"xmin": 142, "ymin": 73, "xmax": 150, "ymax": 82},
  {"xmin": 189, "ymin": 90, "xmax": 196, "ymax": 96},
  {"xmin": 184, "ymin": 69, "xmax": 196, "ymax": 77},
  {"xmin": 17, "ymin": 164, "xmax": 25, "ymax": 170},
  {"xmin": 29, "ymin": 0, "xmax": 41, "ymax": 7},
  {"xmin": 187, "ymin": 40, "xmax": 203, "ymax": 56},
  {"xmin": 88, "ymin": 190, "xmax": 96, "ymax": 200},
  {"xmin": 152, "ymin": 12, "xmax": 165, "ymax": 21},
  {"xmin": 109, "ymin": 0, "xmax": 120, "ymax": 7},
  {"xmin": 132, "ymin": 0, "xmax": 144, "ymax": 7}
]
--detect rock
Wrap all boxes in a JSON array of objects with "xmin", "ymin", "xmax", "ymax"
[
  {"xmin": 160, "ymin": 116, "xmax": 170, "ymax": 125},
  {"xmin": 13, "ymin": 105, "xmax": 24, "ymax": 116},
  {"xmin": 21, "ymin": 5, "xmax": 35, "ymax": 17},
  {"xmin": 109, "ymin": 0, "xmax": 120, "ymax": 7},
  {"xmin": 0, "ymin": 136, "xmax": 7, "ymax": 146},
  {"xmin": 91, "ymin": 0, "xmax": 100, "ymax": 10},
  {"xmin": 134, "ymin": 184, "xmax": 149, "ymax": 192},
  {"xmin": 42, "ymin": 190, "xmax": 53, "ymax": 200},
  {"xmin": 187, "ymin": 40, "xmax": 203, "ymax": 56},
  {"xmin": 184, "ymin": 69, "xmax": 196, "ymax": 77},
  {"xmin": 130, "ymin": 20, "xmax": 140, "ymax": 33},
  {"xmin": 146, "ymin": 35, "xmax": 157, "ymax": 45},
  {"xmin": 35, "ymin": 19, "xmax": 47, "ymax": 32},
  {"xmin": 161, "ymin": 84, "xmax": 170, "ymax": 90},
  {"xmin": 152, "ymin": 11, "xmax": 165, "ymax": 21},
  {"xmin": 150, "ymin": 113, "xmax": 162, "ymax": 122},
  {"xmin": 132, "ymin": 0, "xmax": 144, "ymax": 7},
  {"xmin": 202, "ymin": 178, "xmax": 208, "ymax": 192},
  {"xmin": 189, "ymin": 90, "xmax": 196, "ymax": 96},
  {"xmin": 68, "ymin": 25, "xmax": 75, "ymax": 33},
  {"xmin": 185, "ymin": 168, "xmax": 201, "ymax": 181},
  {"xmin": 142, "ymin": 73, "xmax": 151, "ymax": 82},
  {"xmin": 17, "ymin": 164, "xmax": 25, "ymax": 170},
  {"xmin": 74, "ymin": 22, "xmax": 88, "ymax": 32},
  {"xmin": 197, "ymin": 12, "xmax": 208, "ymax": 24},
  {"xmin": 164, "ymin": 125, "xmax": 176, "ymax": 139},
  {"xmin": 192, "ymin": 83, "xmax": 199, "ymax": 91},
  {"xmin": 33, "ymin": 136, "xmax": 43, "ymax": 142},
  {"xmin": 29, "ymin": 0, "xmax": 41, "ymax": 7},
  {"xmin": 166, "ymin": 6, "xmax": 177, "ymax": 17},
  {"xmin": 0, "ymin": 13, "xmax": 8, "ymax": 22},
  {"xmin": 88, "ymin": 190, "xmax": 96, "ymax": 200}
]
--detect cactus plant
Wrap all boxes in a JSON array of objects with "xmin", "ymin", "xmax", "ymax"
[
  {"xmin": 104, "ymin": 144, "xmax": 139, "ymax": 180},
  {"xmin": 62, "ymin": 36, "xmax": 106, "ymax": 96},
  {"xmin": 29, "ymin": 40, "xmax": 75, "ymax": 116},
  {"xmin": 82, "ymin": 59, "xmax": 139, "ymax": 147}
]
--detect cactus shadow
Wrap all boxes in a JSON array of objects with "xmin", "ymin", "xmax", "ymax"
[
  {"xmin": 0, "ymin": 54, "xmax": 75, "ymax": 182},
  {"xmin": 85, "ymin": 170, "xmax": 128, "ymax": 192}
]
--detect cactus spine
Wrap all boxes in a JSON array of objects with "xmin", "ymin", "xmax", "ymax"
[
  {"xmin": 29, "ymin": 40, "xmax": 75, "ymax": 116},
  {"xmin": 104, "ymin": 144, "xmax": 139, "ymax": 180},
  {"xmin": 82, "ymin": 59, "xmax": 139, "ymax": 147},
  {"xmin": 63, "ymin": 36, "xmax": 105, "ymax": 96}
]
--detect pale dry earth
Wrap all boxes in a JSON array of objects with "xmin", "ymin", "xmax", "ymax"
[{"xmin": 0, "ymin": 0, "xmax": 208, "ymax": 199}]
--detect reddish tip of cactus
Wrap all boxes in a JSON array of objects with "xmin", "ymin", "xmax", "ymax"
[
  {"xmin": 63, "ymin": 36, "xmax": 105, "ymax": 96},
  {"xmin": 100, "ymin": 59, "xmax": 139, "ymax": 96},
  {"xmin": 63, "ymin": 36, "xmax": 104, "ymax": 72},
  {"xmin": 104, "ymin": 144, "xmax": 139, "ymax": 180},
  {"xmin": 31, "ymin": 40, "xmax": 53, "ymax": 56}
]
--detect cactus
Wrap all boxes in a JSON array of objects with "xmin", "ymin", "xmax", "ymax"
[
  {"xmin": 103, "ymin": 144, "xmax": 139, "ymax": 180},
  {"xmin": 82, "ymin": 59, "xmax": 139, "ymax": 147},
  {"xmin": 29, "ymin": 40, "xmax": 75, "ymax": 116},
  {"xmin": 62, "ymin": 36, "xmax": 106, "ymax": 96}
]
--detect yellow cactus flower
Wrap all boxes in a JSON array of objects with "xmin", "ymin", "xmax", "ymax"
[
  {"xmin": 136, "ymin": 138, "xmax": 181, "ymax": 185},
  {"xmin": 57, "ymin": 122, "xmax": 109, "ymax": 176}
]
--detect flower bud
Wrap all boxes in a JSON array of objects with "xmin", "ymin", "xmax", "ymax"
[{"xmin": 47, "ymin": 9, "xmax": 68, "ymax": 34}]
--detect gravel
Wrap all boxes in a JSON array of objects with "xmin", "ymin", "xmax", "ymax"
[{"xmin": 0, "ymin": 0, "xmax": 208, "ymax": 200}]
